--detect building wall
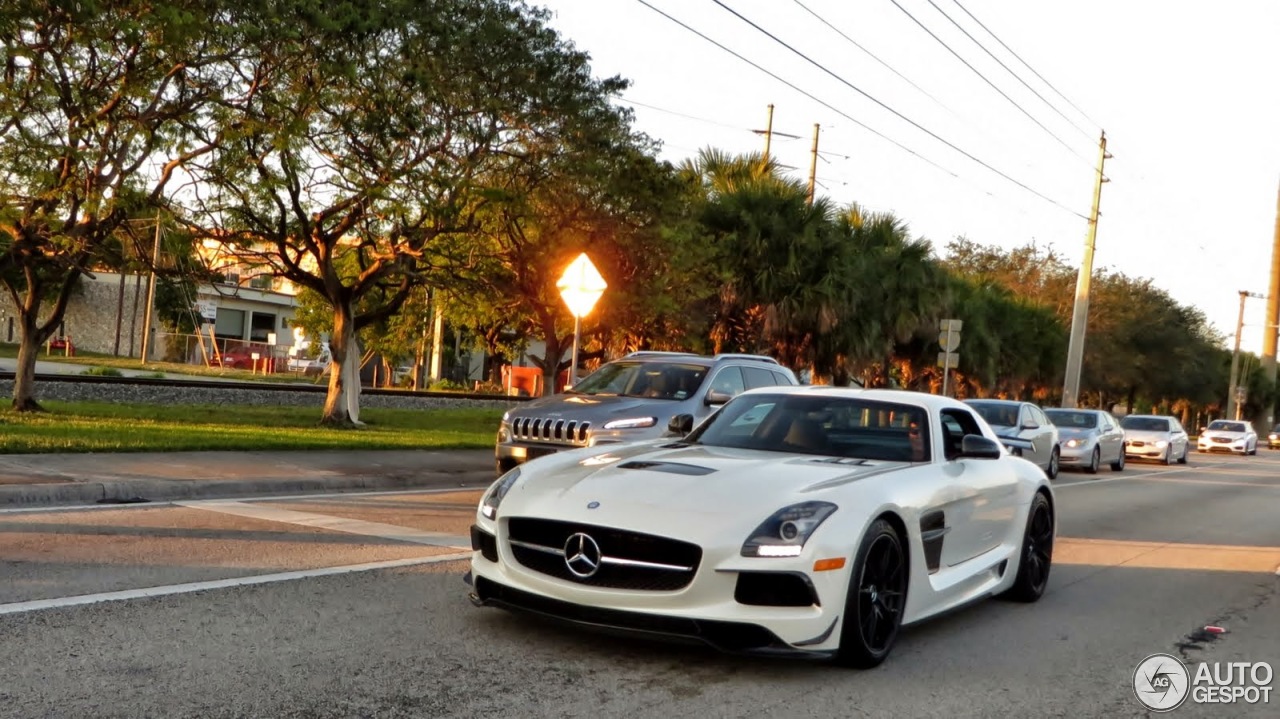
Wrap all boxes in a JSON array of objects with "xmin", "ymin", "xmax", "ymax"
[
  {"xmin": 0, "ymin": 272, "xmax": 300, "ymax": 358},
  {"xmin": 0, "ymin": 272, "xmax": 151, "ymax": 356}
]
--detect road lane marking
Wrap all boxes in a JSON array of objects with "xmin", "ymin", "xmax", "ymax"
[
  {"xmin": 175, "ymin": 500, "xmax": 470, "ymax": 548},
  {"xmin": 1056, "ymin": 537, "xmax": 1280, "ymax": 573},
  {"xmin": 0, "ymin": 486, "xmax": 487, "ymax": 516},
  {"xmin": 0, "ymin": 553, "xmax": 471, "ymax": 616},
  {"xmin": 1133, "ymin": 477, "xmax": 1280, "ymax": 489},
  {"xmin": 1053, "ymin": 462, "xmax": 1235, "ymax": 488}
]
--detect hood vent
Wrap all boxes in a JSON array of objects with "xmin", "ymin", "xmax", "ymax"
[{"xmin": 617, "ymin": 460, "xmax": 716, "ymax": 476}]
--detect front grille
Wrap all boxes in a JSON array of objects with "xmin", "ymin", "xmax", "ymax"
[
  {"xmin": 506, "ymin": 517, "xmax": 701, "ymax": 591},
  {"xmin": 1211, "ymin": 437, "xmax": 1232, "ymax": 444},
  {"xmin": 734, "ymin": 572, "xmax": 820, "ymax": 607},
  {"xmin": 1128, "ymin": 441, "xmax": 1145, "ymax": 447},
  {"xmin": 510, "ymin": 417, "xmax": 591, "ymax": 445}
]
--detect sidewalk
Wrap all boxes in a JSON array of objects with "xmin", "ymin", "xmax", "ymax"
[{"xmin": 0, "ymin": 449, "xmax": 496, "ymax": 508}]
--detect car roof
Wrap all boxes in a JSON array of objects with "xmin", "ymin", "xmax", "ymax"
[
  {"xmin": 965, "ymin": 398, "xmax": 1024, "ymax": 406},
  {"xmin": 1045, "ymin": 407, "xmax": 1100, "ymax": 413},
  {"xmin": 737, "ymin": 385, "xmax": 973, "ymax": 412},
  {"xmin": 612, "ymin": 352, "xmax": 787, "ymax": 369}
]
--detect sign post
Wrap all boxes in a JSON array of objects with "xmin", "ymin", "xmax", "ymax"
[{"xmin": 938, "ymin": 319, "xmax": 963, "ymax": 397}]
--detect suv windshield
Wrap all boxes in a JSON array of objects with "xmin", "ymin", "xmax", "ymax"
[
  {"xmin": 569, "ymin": 361, "xmax": 708, "ymax": 400},
  {"xmin": 1045, "ymin": 410, "xmax": 1097, "ymax": 429},
  {"xmin": 967, "ymin": 401, "xmax": 1019, "ymax": 428},
  {"xmin": 1120, "ymin": 416, "xmax": 1169, "ymax": 432},
  {"xmin": 1207, "ymin": 420, "xmax": 1247, "ymax": 433},
  {"xmin": 688, "ymin": 393, "xmax": 929, "ymax": 462}
]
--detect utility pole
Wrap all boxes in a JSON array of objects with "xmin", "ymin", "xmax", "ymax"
[
  {"xmin": 1263, "ymin": 180, "xmax": 1280, "ymax": 391},
  {"xmin": 1227, "ymin": 290, "xmax": 1266, "ymax": 420},
  {"xmin": 1060, "ymin": 131, "xmax": 1110, "ymax": 408},
  {"xmin": 428, "ymin": 293, "xmax": 445, "ymax": 382},
  {"xmin": 763, "ymin": 103, "xmax": 774, "ymax": 160},
  {"xmin": 138, "ymin": 212, "xmax": 162, "ymax": 364},
  {"xmin": 806, "ymin": 123, "xmax": 820, "ymax": 205}
]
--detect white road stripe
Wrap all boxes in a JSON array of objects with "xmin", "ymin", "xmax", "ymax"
[
  {"xmin": 0, "ymin": 553, "xmax": 471, "ymax": 617},
  {"xmin": 175, "ymin": 500, "xmax": 470, "ymax": 548},
  {"xmin": 0, "ymin": 485, "xmax": 487, "ymax": 516},
  {"xmin": 1053, "ymin": 462, "xmax": 1235, "ymax": 489}
]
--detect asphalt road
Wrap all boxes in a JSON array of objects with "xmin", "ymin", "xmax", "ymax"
[{"xmin": 1, "ymin": 453, "xmax": 1277, "ymax": 718}]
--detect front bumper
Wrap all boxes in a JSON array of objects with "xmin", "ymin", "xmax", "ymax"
[
  {"xmin": 467, "ymin": 521, "xmax": 845, "ymax": 656},
  {"xmin": 1058, "ymin": 443, "xmax": 1095, "ymax": 465},
  {"xmin": 1197, "ymin": 440, "xmax": 1248, "ymax": 453},
  {"xmin": 1124, "ymin": 442, "xmax": 1168, "ymax": 458}
]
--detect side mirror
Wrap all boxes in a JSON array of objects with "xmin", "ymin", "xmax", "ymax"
[
  {"xmin": 1021, "ymin": 421, "xmax": 1039, "ymax": 430},
  {"xmin": 961, "ymin": 435, "xmax": 1003, "ymax": 459},
  {"xmin": 704, "ymin": 389, "xmax": 733, "ymax": 407},
  {"xmin": 667, "ymin": 413, "xmax": 694, "ymax": 436}
]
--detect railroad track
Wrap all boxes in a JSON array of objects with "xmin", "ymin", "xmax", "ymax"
[{"xmin": 0, "ymin": 370, "xmax": 530, "ymax": 402}]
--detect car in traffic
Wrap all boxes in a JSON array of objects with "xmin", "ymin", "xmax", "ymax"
[
  {"xmin": 1269, "ymin": 424, "xmax": 1280, "ymax": 450},
  {"xmin": 1119, "ymin": 414, "xmax": 1189, "ymax": 464},
  {"xmin": 964, "ymin": 399, "xmax": 1060, "ymax": 479},
  {"xmin": 1044, "ymin": 408, "xmax": 1125, "ymax": 474},
  {"xmin": 468, "ymin": 387, "xmax": 1056, "ymax": 667},
  {"xmin": 1197, "ymin": 419, "xmax": 1258, "ymax": 455},
  {"xmin": 494, "ymin": 352, "xmax": 800, "ymax": 475}
]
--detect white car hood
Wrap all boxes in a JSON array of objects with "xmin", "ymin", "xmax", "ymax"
[
  {"xmin": 1202, "ymin": 430, "xmax": 1249, "ymax": 441},
  {"xmin": 498, "ymin": 442, "xmax": 909, "ymax": 543},
  {"xmin": 1124, "ymin": 430, "xmax": 1171, "ymax": 443}
]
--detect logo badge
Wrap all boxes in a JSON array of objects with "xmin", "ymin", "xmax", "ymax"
[
  {"xmin": 1133, "ymin": 653, "xmax": 1191, "ymax": 712},
  {"xmin": 587, "ymin": 501, "xmax": 600, "ymax": 509},
  {"xmin": 563, "ymin": 532, "xmax": 602, "ymax": 578}
]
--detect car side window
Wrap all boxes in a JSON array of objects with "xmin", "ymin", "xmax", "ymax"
[
  {"xmin": 1020, "ymin": 406, "xmax": 1037, "ymax": 429},
  {"xmin": 743, "ymin": 366, "xmax": 783, "ymax": 390},
  {"xmin": 1032, "ymin": 407, "xmax": 1049, "ymax": 427},
  {"xmin": 939, "ymin": 408, "xmax": 984, "ymax": 460},
  {"xmin": 707, "ymin": 366, "xmax": 746, "ymax": 398},
  {"xmin": 770, "ymin": 370, "xmax": 795, "ymax": 386}
]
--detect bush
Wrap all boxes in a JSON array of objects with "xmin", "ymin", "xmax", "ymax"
[{"xmin": 81, "ymin": 367, "xmax": 124, "ymax": 377}]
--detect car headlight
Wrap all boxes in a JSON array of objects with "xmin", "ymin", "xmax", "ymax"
[
  {"xmin": 1269, "ymin": 433, "xmax": 1277, "ymax": 440},
  {"xmin": 741, "ymin": 502, "xmax": 837, "ymax": 558},
  {"xmin": 480, "ymin": 467, "xmax": 521, "ymax": 519},
  {"xmin": 1155, "ymin": 440, "xmax": 1168, "ymax": 448},
  {"xmin": 602, "ymin": 417, "xmax": 657, "ymax": 430},
  {"xmin": 1065, "ymin": 438, "xmax": 1082, "ymax": 448}
]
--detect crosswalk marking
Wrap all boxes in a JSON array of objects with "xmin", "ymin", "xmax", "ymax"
[{"xmin": 176, "ymin": 500, "xmax": 470, "ymax": 549}]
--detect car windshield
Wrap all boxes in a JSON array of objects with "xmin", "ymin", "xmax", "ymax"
[
  {"xmin": 967, "ymin": 401, "xmax": 1020, "ymax": 428},
  {"xmin": 1120, "ymin": 416, "xmax": 1169, "ymax": 432},
  {"xmin": 1207, "ymin": 421, "xmax": 1247, "ymax": 433},
  {"xmin": 1045, "ymin": 410, "xmax": 1097, "ymax": 429},
  {"xmin": 688, "ymin": 393, "xmax": 930, "ymax": 462},
  {"xmin": 568, "ymin": 361, "xmax": 708, "ymax": 400}
]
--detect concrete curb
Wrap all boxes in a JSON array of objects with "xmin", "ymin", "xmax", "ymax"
[{"xmin": 0, "ymin": 471, "xmax": 496, "ymax": 509}]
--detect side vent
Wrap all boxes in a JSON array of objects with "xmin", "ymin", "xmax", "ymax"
[{"xmin": 919, "ymin": 511, "xmax": 947, "ymax": 574}]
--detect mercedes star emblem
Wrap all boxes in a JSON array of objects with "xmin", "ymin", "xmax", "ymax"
[{"xmin": 563, "ymin": 532, "xmax": 602, "ymax": 578}]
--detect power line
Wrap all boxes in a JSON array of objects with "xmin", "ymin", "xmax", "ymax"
[
  {"xmin": 789, "ymin": 0, "xmax": 951, "ymax": 114},
  {"xmin": 922, "ymin": 0, "xmax": 1092, "ymax": 139},
  {"xmin": 884, "ymin": 0, "xmax": 1092, "ymax": 167},
  {"xmin": 617, "ymin": 96, "xmax": 747, "ymax": 132},
  {"xmin": 706, "ymin": 0, "xmax": 1088, "ymax": 219},
  {"xmin": 950, "ymin": 0, "xmax": 1102, "ymax": 130},
  {"xmin": 633, "ymin": 0, "xmax": 962, "ymax": 182}
]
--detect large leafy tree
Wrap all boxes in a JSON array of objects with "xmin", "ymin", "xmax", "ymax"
[
  {"xmin": 0, "ymin": 0, "xmax": 231, "ymax": 409},
  {"xmin": 186, "ymin": 0, "xmax": 639, "ymax": 424}
]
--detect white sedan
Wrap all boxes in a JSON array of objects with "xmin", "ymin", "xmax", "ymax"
[
  {"xmin": 1197, "ymin": 419, "xmax": 1258, "ymax": 455},
  {"xmin": 467, "ymin": 387, "xmax": 1056, "ymax": 668}
]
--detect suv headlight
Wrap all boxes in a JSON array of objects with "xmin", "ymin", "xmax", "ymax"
[
  {"xmin": 480, "ymin": 468, "xmax": 521, "ymax": 519},
  {"xmin": 603, "ymin": 417, "xmax": 657, "ymax": 430},
  {"xmin": 741, "ymin": 502, "xmax": 837, "ymax": 557}
]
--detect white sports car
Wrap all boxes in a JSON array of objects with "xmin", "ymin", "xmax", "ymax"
[{"xmin": 467, "ymin": 387, "xmax": 1056, "ymax": 667}]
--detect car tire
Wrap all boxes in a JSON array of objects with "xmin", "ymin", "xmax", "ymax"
[
  {"xmin": 834, "ymin": 518, "xmax": 907, "ymax": 669},
  {"xmin": 1110, "ymin": 450, "xmax": 1125, "ymax": 472},
  {"xmin": 1163, "ymin": 447, "xmax": 1174, "ymax": 465},
  {"xmin": 1002, "ymin": 492, "xmax": 1054, "ymax": 603},
  {"xmin": 1178, "ymin": 446, "xmax": 1188, "ymax": 464},
  {"xmin": 1085, "ymin": 447, "xmax": 1100, "ymax": 475},
  {"xmin": 1045, "ymin": 447, "xmax": 1060, "ymax": 480}
]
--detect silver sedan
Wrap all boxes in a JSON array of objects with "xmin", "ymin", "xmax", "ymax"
[{"xmin": 1044, "ymin": 408, "xmax": 1125, "ymax": 474}]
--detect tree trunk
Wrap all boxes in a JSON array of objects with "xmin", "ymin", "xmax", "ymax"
[
  {"xmin": 321, "ymin": 302, "xmax": 363, "ymax": 426},
  {"xmin": 12, "ymin": 325, "xmax": 45, "ymax": 412},
  {"xmin": 541, "ymin": 334, "xmax": 563, "ymax": 397},
  {"xmin": 1125, "ymin": 385, "xmax": 1137, "ymax": 415}
]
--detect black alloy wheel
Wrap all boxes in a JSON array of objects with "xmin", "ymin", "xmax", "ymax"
[
  {"xmin": 835, "ymin": 519, "xmax": 907, "ymax": 668},
  {"xmin": 1003, "ymin": 492, "xmax": 1054, "ymax": 602}
]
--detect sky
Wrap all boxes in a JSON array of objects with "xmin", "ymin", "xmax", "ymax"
[{"xmin": 532, "ymin": 0, "xmax": 1280, "ymax": 354}]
